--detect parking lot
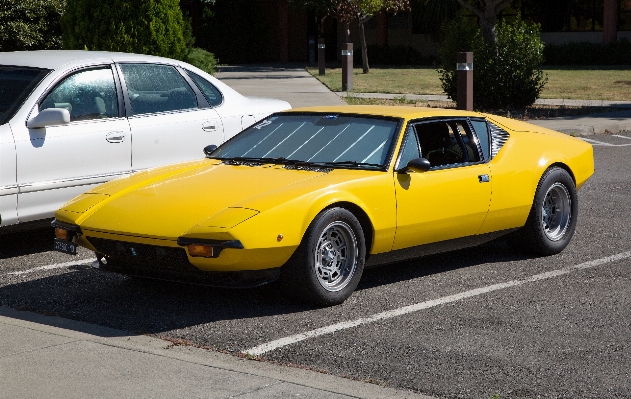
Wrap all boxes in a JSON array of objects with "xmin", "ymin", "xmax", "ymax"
[{"xmin": 1, "ymin": 132, "xmax": 630, "ymax": 398}]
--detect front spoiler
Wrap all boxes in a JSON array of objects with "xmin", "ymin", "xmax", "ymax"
[{"xmin": 96, "ymin": 252, "xmax": 281, "ymax": 288}]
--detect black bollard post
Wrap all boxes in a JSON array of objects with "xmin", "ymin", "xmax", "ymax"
[
  {"xmin": 341, "ymin": 43, "xmax": 353, "ymax": 92},
  {"xmin": 318, "ymin": 38, "xmax": 326, "ymax": 76},
  {"xmin": 456, "ymin": 52, "xmax": 473, "ymax": 111}
]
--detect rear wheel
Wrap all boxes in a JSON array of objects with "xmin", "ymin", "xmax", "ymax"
[
  {"xmin": 509, "ymin": 167, "xmax": 578, "ymax": 255},
  {"xmin": 280, "ymin": 207, "xmax": 365, "ymax": 306}
]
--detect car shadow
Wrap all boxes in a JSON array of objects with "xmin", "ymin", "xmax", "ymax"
[
  {"xmin": 0, "ymin": 226, "xmax": 55, "ymax": 259},
  {"xmin": 0, "ymin": 237, "xmax": 531, "ymax": 339}
]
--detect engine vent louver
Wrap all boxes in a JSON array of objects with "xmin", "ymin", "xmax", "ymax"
[{"xmin": 489, "ymin": 123, "xmax": 510, "ymax": 159}]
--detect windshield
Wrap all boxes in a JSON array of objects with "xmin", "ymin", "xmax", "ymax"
[
  {"xmin": 0, "ymin": 66, "xmax": 50, "ymax": 125},
  {"xmin": 211, "ymin": 113, "xmax": 402, "ymax": 169}
]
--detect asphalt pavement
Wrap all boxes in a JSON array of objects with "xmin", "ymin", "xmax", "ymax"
[{"xmin": 0, "ymin": 66, "xmax": 631, "ymax": 398}]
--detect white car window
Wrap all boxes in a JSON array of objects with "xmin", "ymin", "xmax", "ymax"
[
  {"xmin": 187, "ymin": 70, "xmax": 223, "ymax": 107},
  {"xmin": 40, "ymin": 68, "xmax": 118, "ymax": 122},
  {"xmin": 119, "ymin": 63, "xmax": 197, "ymax": 115}
]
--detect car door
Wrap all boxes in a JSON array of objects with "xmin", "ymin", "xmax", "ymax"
[
  {"xmin": 392, "ymin": 119, "xmax": 492, "ymax": 250},
  {"xmin": 117, "ymin": 63, "xmax": 224, "ymax": 171},
  {"xmin": 15, "ymin": 66, "xmax": 131, "ymax": 223}
]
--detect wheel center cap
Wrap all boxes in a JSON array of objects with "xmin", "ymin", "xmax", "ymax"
[{"xmin": 326, "ymin": 249, "xmax": 337, "ymax": 262}]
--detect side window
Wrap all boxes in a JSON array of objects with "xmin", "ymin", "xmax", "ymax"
[
  {"xmin": 187, "ymin": 70, "xmax": 223, "ymax": 107},
  {"xmin": 119, "ymin": 64, "xmax": 197, "ymax": 115},
  {"xmin": 396, "ymin": 125, "xmax": 421, "ymax": 170},
  {"xmin": 470, "ymin": 119, "xmax": 490, "ymax": 161},
  {"xmin": 40, "ymin": 68, "xmax": 118, "ymax": 122},
  {"xmin": 415, "ymin": 120, "xmax": 480, "ymax": 168},
  {"xmin": 448, "ymin": 121, "xmax": 480, "ymax": 163}
]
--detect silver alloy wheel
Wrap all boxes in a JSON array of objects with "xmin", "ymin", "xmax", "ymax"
[
  {"xmin": 541, "ymin": 182, "xmax": 572, "ymax": 241},
  {"xmin": 314, "ymin": 221, "xmax": 358, "ymax": 292}
]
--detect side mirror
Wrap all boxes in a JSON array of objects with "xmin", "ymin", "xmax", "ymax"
[
  {"xmin": 399, "ymin": 157, "xmax": 431, "ymax": 173},
  {"xmin": 203, "ymin": 144, "xmax": 218, "ymax": 157},
  {"xmin": 27, "ymin": 108, "xmax": 70, "ymax": 129}
]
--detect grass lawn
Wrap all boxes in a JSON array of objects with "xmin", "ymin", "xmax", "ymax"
[{"xmin": 306, "ymin": 66, "xmax": 631, "ymax": 101}]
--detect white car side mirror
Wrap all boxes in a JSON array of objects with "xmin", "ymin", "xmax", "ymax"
[{"xmin": 27, "ymin": 108, "xmax": 70, "ymax": 129}]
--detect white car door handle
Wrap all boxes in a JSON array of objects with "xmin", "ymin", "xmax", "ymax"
[
  {"xmin": 202, "ymin": 120, "xmax": 218, "ymax": 132},
  {"xmin": 106, "ymin": 131, "xmax": 125, "ymax": 143}
]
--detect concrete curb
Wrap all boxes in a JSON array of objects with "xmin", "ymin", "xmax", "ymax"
[{"xmin": 0, "ymin": 306, "xmax": 434, "ymax": 399}]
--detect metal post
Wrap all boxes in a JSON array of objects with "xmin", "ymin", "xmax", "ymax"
[
  {"xmin": 318, "ymin": 38, "xmax": 326, "ymax": 76},
  {"xmin": 308, "ymin": 36, "xmax": 316, "ymax": 65},
  {"xmin": 341, "ymin": 43, "xmax": 353, "ymax": 92},
  {"xmin": 456, "ymin": 52, "xmax": 473, "ymax": 111}
]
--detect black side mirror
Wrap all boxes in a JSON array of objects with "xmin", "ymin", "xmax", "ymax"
[
  {"xmin": 203, "ymin": 144, "xmax": 218, "ymax": 157},
  {"xmin": 399, "ymin": 157, "xmax": 431, "ymax": 173}
]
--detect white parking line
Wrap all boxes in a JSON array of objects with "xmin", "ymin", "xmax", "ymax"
[
  {"xmin": 244, "ymin": 250, "xmax": 631, "ymax": 356},
  {"xmin": 5, "ymin": 258, "xmax": 95, "ymax": 276},
  {"xmin": 581, "ymin": 138, "xmax": 631, "ymax": 146},
  {"xmin": 612, "ymin": 134, "xmax": 631, "ymax": 140}
]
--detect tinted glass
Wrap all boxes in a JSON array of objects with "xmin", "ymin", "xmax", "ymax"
[
  {"xmin": 119, "ymin": 64, "xmax": 197, "ymax": 115},
  {"xmin": 212, "ymin": 114, "xmax": 401, "ymax": 169},
  {"xmin": 187, "ymin": 70, "xmax": 222, "ymax": 106},
  {"xmin": 470, "ymin": 119, "xmax": 490, "ymax": 160},
  {"xmin": 40, "ymin": 68, "xmax": 118, "ymax": 122},
  {"xmin": 415, "ymin": 120, "xmax": 480, "ymax": 168},
  {"xmin": 396, "ymin": 125, "xmax": 421, "ymax": 170},
  {"xmin": 0, "ymin": 66, "xmax": 50, "ymax": 125}
]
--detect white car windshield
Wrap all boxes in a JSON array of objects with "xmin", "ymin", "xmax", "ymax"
[
  {"xmin": 0, "ymin": 66, "xmax": 50, "ymax": 125},
  {"xmin": 211, "ymin": 113, "xmax": 402, "ymax": 170}
]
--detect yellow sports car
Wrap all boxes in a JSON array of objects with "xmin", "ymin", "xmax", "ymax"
[{"xmin": 53, "ymin": 106, "xmax": 594, "ymax": 305}]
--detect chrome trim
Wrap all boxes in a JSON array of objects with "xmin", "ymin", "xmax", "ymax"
[
  {"xmin": 18, "ymin": 171, "xmax": 131, "ymax": 193},
  {"xmin": 489, "ymin": 123, "xmax": 510, "ymax": 159},
  {"xmin": 0, "ymin": 185, "xmax": 19, "ymax": 196}
]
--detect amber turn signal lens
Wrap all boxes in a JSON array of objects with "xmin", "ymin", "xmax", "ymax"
[
  {"xmin": 187, "ymin": 244, "xmax": 214, "ymax": 258},
  {"xmin": 55, "ymin": 227, "xmax": 69, "ymax": 241}
]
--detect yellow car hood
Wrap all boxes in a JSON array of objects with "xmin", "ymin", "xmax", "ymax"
[{"xmin": 77, "ymin": 163, "xmax": 331, "ymax": 239}]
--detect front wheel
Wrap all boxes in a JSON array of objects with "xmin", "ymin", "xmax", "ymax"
[
  {"xmin": 280, "ymin": 207, "xmax": 366, "ymax": 306},
  {"xmin": 509, "ymin": 167, "xmax": 578, "ymax": 255}
]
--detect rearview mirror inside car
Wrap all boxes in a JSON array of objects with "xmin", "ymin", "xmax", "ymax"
[{"xmin": 203, "ymin": 144, "xmax": 218, "ymax": 157}]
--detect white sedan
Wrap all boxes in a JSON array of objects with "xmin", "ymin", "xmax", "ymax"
[{"xmin": 0, "ymin": 50, "xmax": 290, "ymax": 228}]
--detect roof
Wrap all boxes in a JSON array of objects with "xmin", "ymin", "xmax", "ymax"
[
  {"xmin": 288, "ymin": 105, "xmax": 484, "ymax": 120},
  {"xmin": 0, "ymin": 50, "xmax": 173, "ymax": 70}
]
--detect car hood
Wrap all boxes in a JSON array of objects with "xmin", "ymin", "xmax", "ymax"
[{"xmin": 77, "ymin": 162, "xmax": 330, "ymax": 239}]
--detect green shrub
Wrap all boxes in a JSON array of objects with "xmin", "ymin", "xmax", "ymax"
[
  {"xmin": 0, "ymin": 0, "xmax": 65, "ymax": 52},
  {"xmin": 61, "ymin": 0, "xmax": 188, "ymax": 60},
  {"xmin": 184, "ymin": 47, "xmax": 218, "ymax": 75},
  {"xmin": 438, "ymin": 16, "xmax": 547, "ymax": 109},
  {"xmin": 543, "ymin": 39, "xmax": 631, "ymax": 65}
]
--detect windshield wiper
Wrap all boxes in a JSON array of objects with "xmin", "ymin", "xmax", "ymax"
[{"xmin": 319, "ymin": 160, "xmax": 383, "ymax": 168}]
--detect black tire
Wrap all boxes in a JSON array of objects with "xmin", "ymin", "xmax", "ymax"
[
  {"xmin": 280, "ymin": 207, "xmax": 366, "ymax": 306},
  {"xmin": 508, "ymin": 167, "xmax": 578, "ymax": 256}
]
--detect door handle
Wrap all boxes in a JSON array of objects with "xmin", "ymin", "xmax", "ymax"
[
  {"xmin": 478, "ymin": 174, "xmax": 490, "ymax": 183},
  {"xmin": 106, "ymin": 131, "xmax": 125, "ymax": 143},
  {"xmin": 202, "ymin": 120, "xmax": 218, "ymax": 132}
]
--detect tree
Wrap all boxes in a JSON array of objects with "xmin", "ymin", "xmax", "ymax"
[
  {"xmin": 61, "ymin": 0, "xmax": 188, "ymax": 60},
  {"xmin": 334, "ymin": 0, "xmax": 410, "ymax": 73},
  {"xmin": 446, "ymin": 0, "xmax": 514, "ymax": 45},
  {"xmin": 0, "ymin": 0, "xmax": 65, "ymax": 52},
  {"xmin": 291, "ymin": 0, "xmax": 409, "ymax": 73}
]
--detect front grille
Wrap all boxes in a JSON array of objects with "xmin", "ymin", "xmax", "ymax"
[
  {"xmin": 88, "ymin": 237, "xmax": 193, "ymax": 272},
  {"xmin": 87, "ymin": 237, "xmax": 280, "ymax": 288}
]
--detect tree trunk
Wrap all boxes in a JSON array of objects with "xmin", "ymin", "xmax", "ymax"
[
  {"xmin": 479, "ymin": 15, "xmax": 498, "ymax": 45},
  {"xmin": 359, "ymin": 19, "xmax": 369, "ymax": 73}
]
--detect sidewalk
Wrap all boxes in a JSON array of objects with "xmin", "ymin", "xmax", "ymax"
[
  {"xmin": 216, "ymin": 65, "xmax": 631, "ymax": 136},
  {"xmin": 0, "ymin": 306, "xmax": 432, "ymax": 399}
]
